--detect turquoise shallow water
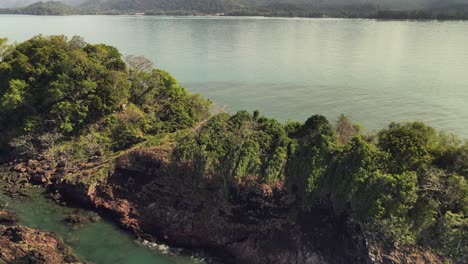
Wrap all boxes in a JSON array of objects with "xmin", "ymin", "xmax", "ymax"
[
  {"xmin": 1, "ymin": 191, "xmax": 199, "ymax": 264},
  {"xmin": 1, "ymin": 15, "xmax": 468, "ymax": 138}
]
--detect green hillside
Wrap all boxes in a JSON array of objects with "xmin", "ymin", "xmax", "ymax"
[{"xmin": 0, "ymin": 1, "xmax": 77, "ymax": 15}]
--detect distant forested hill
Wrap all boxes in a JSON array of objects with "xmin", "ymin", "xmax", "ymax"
[
  {"xmin": 78, "ymin": 0, "xmax": 468, "ymax": 18},
  {"xmin": 0, "ymin": 0, "xmax": 86, "ymax": 8},
  {"xmin": 0, "ymin": 1, "xmax": 78, "ymax": 15},
  {"xmin": 80, "ymin": 0, "xmax": 248, "ymax": 14},
  {"xmin": 1, "ymin": 0, "xmax": 468, "ymax": 18}
]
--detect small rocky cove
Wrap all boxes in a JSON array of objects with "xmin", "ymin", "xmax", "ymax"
[{"xmin": 0, "ymin": 181, "xmax": 204, "ymax": 263}]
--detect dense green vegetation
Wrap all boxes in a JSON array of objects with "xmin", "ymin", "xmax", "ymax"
[
  {"xmin": 174, "ymin": 111, "xmax": 468, "ymax": 260},
  {"xmin": 0, "ymin": 36, "xmax": 466, "ymax": 261},
  {"xmin": 0, "ymin": 35, "xmax": 210, "ymax": 156},
  {"xmin": 79, "ymin": 0, "xmax": 468, "ymax": 19}
]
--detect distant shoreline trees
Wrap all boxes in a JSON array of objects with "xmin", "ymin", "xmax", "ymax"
[{"xmin": 2, "ymin": 0, "xmax": 468, "ymax": 20}]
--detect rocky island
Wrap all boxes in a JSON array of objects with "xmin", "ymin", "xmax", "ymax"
[{"xmin": 0, "ymin": 35, "xmax": 466, "ymax": 263}]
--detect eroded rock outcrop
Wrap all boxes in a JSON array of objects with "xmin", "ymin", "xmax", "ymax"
[
  {"xmin": 0, "ymin": 225, "xmax": 83, "ymax": 263},
  {"xmin": 55, "ymin": 147, "xmax": 368, "ymax": 263},
  {"xmin": 0, "ymin": 210, "xmax": 19, "ymax": 225},
  {"xmin": 6, "ymin": 146, "xmax": 444, "ymax": 264},
  {"xmin": 369, "ymin": 242, "xmax": 444, "ymax": 264}
]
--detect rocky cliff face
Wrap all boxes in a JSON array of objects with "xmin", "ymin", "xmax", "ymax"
[
  {"xmin": 3, "ymin": 146, "xmax": 444, "ymax": 264},
  {"xmin": 54, "ymin": 146, "xmax": 443, "ymax": 264},
  {"xmin": 368, "ymin": 242, "xmax": 445, "ymax": 264}
]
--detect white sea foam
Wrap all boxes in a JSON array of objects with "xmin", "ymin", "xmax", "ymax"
[{"xmin": 137, "ymin": 239, "xmax": 206, "ymax": 263}]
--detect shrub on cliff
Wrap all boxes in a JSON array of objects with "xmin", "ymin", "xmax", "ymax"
[
  {"xmin": 285, "ymin": 115, "xmax": 336, "ymax": 204},
  {"xmin": 434, "ymin": 211, "xmax": 467, "ymax": 260},
  {"xmin": 323, "ymin": 137, "xmax": 418, "ymax": 222},
  {"xmin": 378, "ymin": 122, "xmax": 436, "ymax": 173},
  {"xmin": 174, "ymin": 111, "xmax": 290, "ymax": 183},
  {"xmin": 125, "ymin": 54, "xmax": 211, "ymax": 133}
]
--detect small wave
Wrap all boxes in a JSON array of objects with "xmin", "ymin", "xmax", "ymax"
[{"xmin": 137, "ymin": 239, "xmax": 206, "ymax": 263}]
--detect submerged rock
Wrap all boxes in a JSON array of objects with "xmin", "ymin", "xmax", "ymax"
[
  {"xmin": 0, "ymin": 198, "xmax": 8, "ymax": 208},
  {"xmin": 0, "ymin": 225, "xmax": 83, "ymax": 263},
  {"xmin": 31, "ymin": 173, "xmax": 48, "ymax": 185},
  {"xmin": 0, "ymin": 210, "xmax": 19, "ymax": 225},
  {"xmin": 64, "ymin": 209, "xmax": 101, "ymax": 229}
]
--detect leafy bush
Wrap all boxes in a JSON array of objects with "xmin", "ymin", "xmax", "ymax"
[
  {"xmin": 47, "ymin": 130, "xmax": 111, "ymax": 164},
  {"xmin": 434, "ymin": 211, "xmax": 468, "ymax": 259},
  {"xmin": 0, "ymin": 35, "xmax": 130, "ymax": 143},
  {"xmin": 128, "ymin": 68, "xmax": 211, "ymax": 133},
  {"xmin": 285, "ymin": 115, "xmax": 336, "ymax": 205},
  {"xmin": 378, "ymin": 122, "xmax": 435, "ymax": 173},
  {"xmin": 174, "ymin": 111, "xmax": 290, "ymax": 183}
]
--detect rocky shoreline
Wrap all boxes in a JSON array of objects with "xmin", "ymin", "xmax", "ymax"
[
  {"xmin": 1, "ymin": 145, "xmax": 445, "ymax": 264},
  {"xmin": 0, "ymin": 209, "xmax": 83, "ymax": 263},
  {"xmin": 2, "ymin": 147, "xmax": 447, "ymax": 264},
  {"xmin": 56, "ymin": 147, "xmax": 366, "ymax": 263}
]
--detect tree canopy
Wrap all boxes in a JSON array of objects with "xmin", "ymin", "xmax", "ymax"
[
  {"xmin": 175, "ymin": 112, "xmax": 467, "ymax": 260},
  {"xmin": 0, "ymin": 35, "xmax": 129, "ymax": 135},
  {"xmin": 0, "ymin": 35, "xmax": 210, "ymax": 153}
]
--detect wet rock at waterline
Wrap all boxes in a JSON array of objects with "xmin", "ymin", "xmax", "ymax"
[
  {"xmin": 64, "ymin": 209, "xmax": 101, "ymax": 229},
  {"xmin": 0, "ymin": 197, "xmax": 8, "ymax": 208},
  {"xmin": 0, "ymin": 225, "xmax": 83, "ymax": 263},
  {"xmin": 0, "ymin": 210, "xmax": 19, "ymax": 225}
]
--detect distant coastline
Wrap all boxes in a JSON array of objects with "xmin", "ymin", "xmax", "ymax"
[
  {"xmin": 2, "ymin": 0, "xmax": 468, "ymax": 21},
  {"xmin": 2, "ymin": 12, "xmax": 468, "ymax": 21}
]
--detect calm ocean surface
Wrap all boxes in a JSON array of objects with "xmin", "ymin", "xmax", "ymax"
[{"xmin": 2, "ymin": 15, "xmax": 468, "ymax": 138}]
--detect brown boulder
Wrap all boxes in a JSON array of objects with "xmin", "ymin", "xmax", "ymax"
[
  {"xmin": 0, "ymin": 210, "xmax": 19, "ymax": 225},
  {"xmin": 31, "ymin": 174, "xmax": 48, "ymax": 185},
  {"xmin": 0, "ymin": 225, "xmax": 83, "ymax": 263},
  {"xmin": 13, "ymin": 163, "xmax": 26, "ymax": 173}
]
